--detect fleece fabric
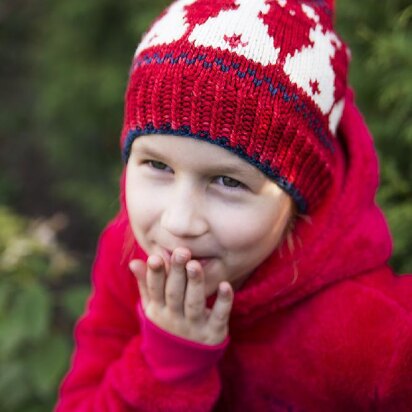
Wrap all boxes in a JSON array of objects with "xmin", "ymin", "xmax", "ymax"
[
  {"xmin": 55, "ymin": 90, "xmax": 412, "ymax": 411},
  {"xmin": 137, "ymin": 304, "xmax": 229, "ymax": 383}
]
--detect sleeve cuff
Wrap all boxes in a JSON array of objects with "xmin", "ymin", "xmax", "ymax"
[{"xmin": 137, "ymin": 304, "xmax": 229, "ymax": 384}]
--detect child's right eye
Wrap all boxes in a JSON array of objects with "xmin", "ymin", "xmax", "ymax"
[{"xmin": 145, "ymin": 160, "xmax": 172, "ymax": 172}]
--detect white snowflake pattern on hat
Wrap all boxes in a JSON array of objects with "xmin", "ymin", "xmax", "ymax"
[
  {"xmin": 135, "ymin": 0, "xmax": 197, "ymax": 56},
  {"xmin": 188, "ymin": 0, "xmax": 280, "ymax": 66},
  {"xmin": 283, "ymin": 4, "xmax": 342, "ymax": 120},
  {"xmin": 134, "ymin": 0, "xmax": 345, "ymax": 135}
]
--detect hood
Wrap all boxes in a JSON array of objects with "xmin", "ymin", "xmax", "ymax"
[
  {"xmin": 118, "ymin": 88, "xmax": 392, "ymax": 323},
  {"xmin": 230, "ymin": 88, "xmax": 393, "ymax": 323}
]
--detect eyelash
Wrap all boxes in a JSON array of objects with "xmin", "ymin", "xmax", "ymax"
[
  {"xmin": 213, "ymin": 176, "xmax": 245, "ymax": 190},
  {"xmin": 143, "ymin": 160, "xmax": 247, "ymax": 191},
  {"xmin": 145, "ymin": 160, "xmax": 171, "ymax": 172}
]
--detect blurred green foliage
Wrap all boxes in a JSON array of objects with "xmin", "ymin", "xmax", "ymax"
[
  {"xmin": 336, "ymin": 0, "xmax": 412, "ymax": 272},
  {"xmin": 34, "ymin": 0, "xmax": 169, "ymax": 229},
  {"xmin": 0, "ymin": 0, "xmax": 411, "ymax": 411},
  {"xmin": 0, "ymin": 207, "xmax": 88, "ymax": 411}
]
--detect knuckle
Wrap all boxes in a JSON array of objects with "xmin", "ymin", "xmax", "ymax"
[
  {"xmin": 217, "ymin": 324, "xmax": 228, "ymax": 335},
  {"xmin": 185, "ymin": 304, "xmax": 204, "ymax": 320},
  {"xmin": 148, "ymin": 285, "xmax": 158, "ymax": 294},
  {"xmin": 214, "ymin": 311, "xmax": 229, "ymax": 323},
  {"xmin": 166, "ymin": 290, "xmax": 181, "ymax": 302},
  {"xmin": 210, "ymin": 324, "xmax": 227, "ymax": 339},
  {"xmin": 186, "ymin": 300, "xmax": 203, "ymax": 313}
]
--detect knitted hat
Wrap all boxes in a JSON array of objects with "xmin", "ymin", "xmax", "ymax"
[{"xmin": 121, "ymin": 0, "xmax": 349, "ymax": 213}]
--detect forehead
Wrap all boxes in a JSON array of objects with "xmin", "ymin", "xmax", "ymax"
[{"xmin": 131, "ymin": 135, "xmax": 265, "ymax": 179}]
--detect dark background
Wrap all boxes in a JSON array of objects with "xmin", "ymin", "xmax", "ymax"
[{"xmin": 0, "ymin": 0, "xmax": 411, "ymax": 410}]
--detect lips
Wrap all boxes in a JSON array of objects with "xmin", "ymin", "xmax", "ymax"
[
  {"xmin": 160, "ymin": 246, "xmax": 215, "ymax": 267},
  {"xmin": 192, "ymin": 257, "xmax": 214, "ymax": 267}
]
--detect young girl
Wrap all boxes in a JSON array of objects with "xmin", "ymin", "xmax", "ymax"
[{"xmin": 56, "ymin": 0, "xmax": 412, "ymax": 410}]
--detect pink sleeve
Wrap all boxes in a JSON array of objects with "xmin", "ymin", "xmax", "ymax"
[
  {"xmin": 55, "ymin": 220, "xmax": 223, "ymax": 412},
  {"xmin": 138, "ymin": 304, "xmax": 229, "ymax": 383}
]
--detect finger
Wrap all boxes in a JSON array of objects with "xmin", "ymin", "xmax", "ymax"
[
  {"xmin": 208, "ymin": 282, "xmax": 234, "ymax": 334},
  {"xmin": 146, "ymin": 254, "xmax": 166, "ymax": 306},
  {"xmin": 129, "ymin": 259, "xmax": 149, "ymax": 309},
  {"xmin": 165, "ymin": 248, "xmax": 191, "ymax": 312},
  {"xmin": 184, "ymin": 260, "xmax": 206, "ymax": 322}
]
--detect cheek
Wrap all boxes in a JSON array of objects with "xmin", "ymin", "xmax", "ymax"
[
  {"xmin": 125, "ymin": 175, "xmax": 157, "ymax": 235},
  {"xmin": 215, "ymin": 206, "xmax": 286, "ymax": 253}
]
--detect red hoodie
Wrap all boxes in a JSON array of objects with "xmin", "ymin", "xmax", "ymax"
[{"xmin": 56, "ymin": 90, "xmax": 412, "ymax": 411}]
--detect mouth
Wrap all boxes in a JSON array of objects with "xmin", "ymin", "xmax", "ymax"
[
  {"xmin": 192, "ymin": 257, "xmax": 214, "ymax": 267},
  {"xmin": 161, "ymin": 247, "xmax": 215, "ymax": 268}
]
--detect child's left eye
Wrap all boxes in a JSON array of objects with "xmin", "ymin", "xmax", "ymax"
[{"xmin": 215, "ymin": 176, "xmax": 245, "ymax": 189}]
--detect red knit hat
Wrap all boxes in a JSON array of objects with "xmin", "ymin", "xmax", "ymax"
[{"xmin": 121, "ymin": 0, "xmax": 349, "ymax": 213}]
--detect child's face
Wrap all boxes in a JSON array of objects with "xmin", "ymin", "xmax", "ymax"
[{"xmin": 126, "ymin": 135, "xmax": 293, "ymax": 296}]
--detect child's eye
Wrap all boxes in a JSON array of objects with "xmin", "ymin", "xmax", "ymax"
[
  {"xmin": 145, "ymin": 160, "xmax": 172, "ymax": 172},
  {"xmin": 215, "ymin": 176, "xmax": 246, "ymax": 189}
]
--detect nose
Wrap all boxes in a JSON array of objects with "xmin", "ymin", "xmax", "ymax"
[{"xmin": 160, "ymin": 183, "xmax": 209, "ymax": 238}]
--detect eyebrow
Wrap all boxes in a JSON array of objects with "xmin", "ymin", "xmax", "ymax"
[{"xmin": 133, "ymin": 143, "xmax": 264, "ymax": 181}]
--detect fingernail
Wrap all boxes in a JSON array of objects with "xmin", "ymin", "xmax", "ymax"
[
  {"xmin": 175, "ymin": 253, "xmax": 187, "ymax": 265},
  {"xmin": 148, "ymin": 255, "xmax": 161, "ymax": 268},
  {"xmin": 187, "ymin": 265, "xmax": 197, "ymax": 278},
  {"xmin": 219, "ymin": 283, "xmax": 230, "ymax": 296}
]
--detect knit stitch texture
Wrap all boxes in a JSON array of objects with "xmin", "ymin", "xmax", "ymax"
[{"xmin": 121, "ymin": 0, "xmax": 349, "ymax": 213}]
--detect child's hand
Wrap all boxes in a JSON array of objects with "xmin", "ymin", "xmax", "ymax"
[{"xmin": 129, "ymin": 248, "xmax": 234, "ymax": 345}]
